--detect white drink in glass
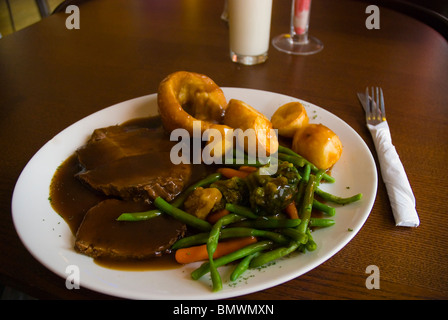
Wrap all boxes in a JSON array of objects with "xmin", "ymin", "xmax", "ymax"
[{"xmin": 228, "ymin": 0, "xmax": 273, "ymax": 65}]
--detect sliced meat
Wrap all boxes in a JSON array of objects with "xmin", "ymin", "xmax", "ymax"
[
  {"xmin": 75, "ymin": 199, "xmax": 186, "ymax": 259},
  {"xmin": 75, "ymin": 125, "xmax": 191, "ymax": 203}
]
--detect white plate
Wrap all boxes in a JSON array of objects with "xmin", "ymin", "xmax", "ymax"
[{"xmin": 12, "ymin": 88, "xmax": 377, "ymax": 300}]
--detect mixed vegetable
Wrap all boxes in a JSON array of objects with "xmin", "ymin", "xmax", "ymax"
[{"xmin": 117, "ymin": 145, "xmax": 362, "ymax": 292}]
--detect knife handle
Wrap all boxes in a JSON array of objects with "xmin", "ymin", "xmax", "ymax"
[{"xmin": 367, "ymin": 122, "xmax": 419, "ymax": 227}]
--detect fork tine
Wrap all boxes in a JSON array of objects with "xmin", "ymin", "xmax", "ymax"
[
  {"xmin": 363, "ymin": 86, "xmax": 385, "ymax": 125},
  {"xmin": 375, "ymin": 87, "xmax": 380, "ymax": 120},
  {"xmin": 379, "ymin": 87, "xmax": 386, "ymax": 120},
  {"xmin": 371, "ymin": 86, "xmax": 376, "ymax": 119},
  {"xmin": 365, "ymin": 87, "xmax": 370, "ymax": 116},
  {"xmin": 373, "ymin": 86, "xmax": 381, "ymax": 121}
]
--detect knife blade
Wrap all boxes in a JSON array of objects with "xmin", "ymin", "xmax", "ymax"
[{"xmin": 357, "ymin": 92, "xmax": 370, "ymax": 114}]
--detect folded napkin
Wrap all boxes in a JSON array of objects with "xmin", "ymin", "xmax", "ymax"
[{"xmin": 367, "ymin": 121, "xmax": 420, "ymax": 227}]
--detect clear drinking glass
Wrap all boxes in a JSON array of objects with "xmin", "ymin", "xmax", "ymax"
[
  {"xmin": 272, "ymin": 0, "xmax": 323, "ymax": 55},
  {"xmin": 228, "ymin": 0, "xmax": 273, "ymax": 65}
]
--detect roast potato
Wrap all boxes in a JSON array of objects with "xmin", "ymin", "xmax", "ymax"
[
  {"xmin": 184, "ymin": 187, "xmax": 222, "ymax": 220},
  {"xmin": 202, "ymin": 124, "xmax": 234, "ymax": 162},
  {"xmin": 271, "ymin": 102, "xmax": 309, "ymax": 138},
  {"xmin": 292, "ymin": 123, "xmax": 342, "ymax": 170},
  {"xmin": 223, "ymin": 99, "xmax": 278, "ymax": 156}
]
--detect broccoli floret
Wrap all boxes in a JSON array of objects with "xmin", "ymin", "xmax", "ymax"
[
  {"xmin": 210, "ymin": 176, "xmax": 249, "ymax": 210},
  {"xmin": 246, "ymin": 161, "xmax": 301, "ymax": 215}
]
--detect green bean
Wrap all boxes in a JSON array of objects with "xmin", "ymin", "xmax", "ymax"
[
  {"xmin": 296, "ymin": 170, "xmax": 326, "ymax": 231},
  {"xmin": 296, "ymin": 174, "xmax": 317, "ymax": 234},
  {"xmin": 312, "ymin": 199, "xmax": 336, "ymax": 216},
  {"xmin": 250, "ymin": 241, "xmax": 301, "ymax": 268},
  {"xmin": 117, "ymin": 173, "xmax": 222, "ymax": 221},
  {"xmin": 231, "ymin": 217, "xmax": 301, "ymax": 229},
  {"xmin": 277, "ymin": 146, "xmax": 335, "ymax": 183},
  {"xmin": 207, "ymin": 218, "xmax": 224, "ymax": 292},
  {"xmin": 279, "ymin": 228, "xmax": 308, "ymax": 244},
  {"xmin": 208, "ymin": 260, "xmax": 221, "ymax": 291},
  {"xmin": 191, "ymin": 240, "xmax": 274, "ymax": 280},
  {"xmin": 315, "ymin": 188, "xmax": 363, "ymax": 205},
  {"xmin": 154, "ymin": 197, "xmax": 212, "ymax": 231},
  {"xmin": 224, "ymin": 159, "xmax": 267, "ymax": 168},
  {"xmin": 250, "ymin": 229, "xmax": 290, "ymax": 245},
  {"xmin": 295, "ymin": 183, "xmax": 305, "ymax": 206},
  {"xmin": 116, "ymin": 209, "xmax": 161, "ymax": 221},
  {"xmin": 230, "ymin": 252, "xmax": 260, "ymax": 282},
  {"xmin": 225, "ymin": 203, "xmax": 259, "ymax": 219},
  {"xmin": 224, "ymin": 148, "xmax": 268, "ymax": 167},
  {"xmin": 172, "ymin": 227, "xmax": 289, "ymax": 249},
  {"xmin": 278, "ymin": 153, "xmax": 306, "ymax": 168},
  {"xmin": 305, "ymin": 229, "xmax": 317, "ymax": 251},
  {"xmin": 314, "ymin": 169, "xmax": 327, "ymax": 186},
  {"xmin": 221, "ymin": 213, "xmax": 246, "ymax": 226},
  {"xmin": 213, "ymin": 227, "xmax": 290, "ymax": 245},
  {"xmin": 171, "ymin": 173, "xmax": 222, "ymax": 208},
  {"xmin": 171, "ymin": 232, "xmax": 210, "ymax": 249},
  {"xmin": 171, "ymin": 228, "xmax": 236, "ymax": 250},
  {"xmin": 309, "ymin": 217, "xmax": 335, "ymax": 228},
  {"xmin": 301, "ymin": 163, "xmax": 311, "ymax": 183},
  {"xmin": 295, "ymin": 163, "xmax": 311, "ymax": 205}
]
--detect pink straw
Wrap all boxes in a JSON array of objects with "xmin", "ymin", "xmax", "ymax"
[{"xmin": 294, "ymin": 0, "xmax": 311, "ymax": 35}]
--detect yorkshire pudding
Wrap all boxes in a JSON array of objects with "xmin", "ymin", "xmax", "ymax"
[{"xmin": 157, "ymin": 71, "xmax": 229, "ymax": 135}]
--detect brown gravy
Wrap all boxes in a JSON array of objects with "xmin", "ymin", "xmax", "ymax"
[
  {"xmin": 50, "ymin": 153, "xmax": 107, "ymax": 234},
  {"xmin": 94, "ymin": 253, "xmax": 180, "ymax": 271},
  {"xmin": 49, "ymin": 116, "xmax": 213, "ymax": 270}
]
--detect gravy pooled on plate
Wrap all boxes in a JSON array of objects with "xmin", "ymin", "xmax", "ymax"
[{"xmin": 49, "ymin": 116, "xmax": 212, "ymax": 269}]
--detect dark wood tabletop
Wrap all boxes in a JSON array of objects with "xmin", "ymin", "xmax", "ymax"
[{"xmin": 0, "ymin": 0, "xmax": 447, "ymax": 300}]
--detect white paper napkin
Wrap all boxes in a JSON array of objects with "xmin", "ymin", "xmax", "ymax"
[{"xmin": 367, "ymin": 121, "xmax": 420, "ymax": 227}]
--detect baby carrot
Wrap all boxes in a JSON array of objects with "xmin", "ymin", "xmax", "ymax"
[
  {"xmin": 175, "ymin": 236, "xmax": 257, "ymax": 264},
  {"xmin": 207, "ymin": 209, "xmax": 230, "ymax": 224},
  {"xmin": 238, "ymin": 166, "xmax": 258, "ymax": 173},
  {"xmin": 285, "ymin": 201, "xmax": 299, "ymax": 219},
  {"xmin": 217, "ymin": 168, "xmax": 250, "ymax": 179}
]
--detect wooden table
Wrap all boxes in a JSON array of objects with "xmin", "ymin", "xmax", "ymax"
[{"xmin": 1, "ymin": 0, "xmax": 447, "ymax": 300}]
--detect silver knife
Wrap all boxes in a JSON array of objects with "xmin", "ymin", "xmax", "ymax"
[
  {"xmin": 357, "ymin": 93, "xmax": 370, "ymax": 114},
  {"xmin": 357, "ymin": 91, "xmax": 420, "ymax": 227}
]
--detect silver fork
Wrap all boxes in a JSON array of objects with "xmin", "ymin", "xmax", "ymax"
[
  {"xmin": 357, "ymin": 87, "xmax": 419, "ymax": 227},
  {"xmin": 365, "ymin": 87, "xmax": 386, "ymax": 125}
]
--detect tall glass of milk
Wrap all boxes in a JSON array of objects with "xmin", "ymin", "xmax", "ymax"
[{"xmin": 228, "ymin": 0, "xmax": 273, "ymax": 65}]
